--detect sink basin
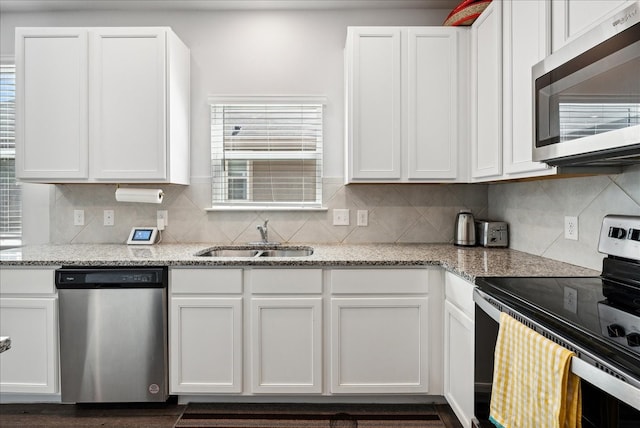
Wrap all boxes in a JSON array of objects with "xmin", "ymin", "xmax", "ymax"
[
  {"xmin": 202, "ymin": 249, "xmax": 262, "ymax": 257},
  {"xmin": 195, "ymin": 246, "xmax": 314, "ymax": 258},
  {"xmin": 259, "ymin": 248, "xmax": 314, "ymax": 257}
]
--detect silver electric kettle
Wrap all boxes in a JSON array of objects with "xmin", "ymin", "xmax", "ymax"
[{"xmin": 454, "ymin": 210, "xmax": 476, "ymax": 246}]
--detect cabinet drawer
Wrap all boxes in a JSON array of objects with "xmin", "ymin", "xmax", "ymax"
[
  {"xmin": 170, "ymin": 268, "xmax": 243, "ymax": 294},
  {"xmin": 445, "ymin": 272, "xmax": 475, "ymax": 317},
  {"xmin": 251, "ymin": 269, "xmax": 322, "ymax": 294},
  {"xmin": 331, "ymin": 269, "xmax": 428, "ymax": 294},
  {"xmin": 0, "ymin": 268, "xmax": 56, "ymax": 295}
]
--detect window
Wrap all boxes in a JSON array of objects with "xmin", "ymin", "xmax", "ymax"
[
  {"xmin": 210, "ymin": 97, "xmax": 324, "ymax": 209},
  {"xmin": 0, "ymin": 62, "xmax": 21, "ymax": 246}
]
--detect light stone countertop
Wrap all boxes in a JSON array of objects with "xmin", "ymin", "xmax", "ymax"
[{"xmin": 0, "ymin": 243, "xmax": 599, "ymax": 282}]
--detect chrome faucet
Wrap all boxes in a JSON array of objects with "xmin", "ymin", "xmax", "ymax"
[{"xmin": 256, "ymin": 220, "xmax": 269, "ymax": 244}]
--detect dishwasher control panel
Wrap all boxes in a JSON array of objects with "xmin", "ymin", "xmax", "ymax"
[{"xmin": 55, "ymin": 268, "xmax": 166, "ymax": 288}]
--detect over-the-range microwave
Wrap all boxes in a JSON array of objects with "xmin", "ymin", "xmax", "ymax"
[{"xmin": 532, "ymin": 1, "xmax": 640, "ymax": 168}]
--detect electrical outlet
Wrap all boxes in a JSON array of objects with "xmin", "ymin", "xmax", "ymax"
[
  {"xmin": 103, "ymin": 210, "xmax": 114, "ymax": 226},
  {"xmin": 564, "ymin": 216, "xmax": 579, "ymax": 240},
  {"xmin": 333, "ymin": 209, "xmax": 350, "ymax": 226},
  {"xmin": 74, "ymin": 209, "xmax": 85, "ymax": 226},
  {"xmin": 357, "ymin": 210, "xmax": 368, "ymax": 226},
  {"xmin": 157, "ymin": 210, "xmax": 168, "ymax": 227}
]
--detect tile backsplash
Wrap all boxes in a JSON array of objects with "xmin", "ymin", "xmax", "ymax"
[
  {"xmin": 52, "ymin": 178, "xmax": 489, "ymax": 246},
  {"xmin": 50, "ymin": 166, "xmax": 639, "ymax": 272},
  {"xmin": 489, "ymin": 165, "xmax": 640, "ymax": 270}
]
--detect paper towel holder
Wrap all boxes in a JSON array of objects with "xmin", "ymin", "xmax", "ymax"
[{"xmin": 115, "ymin": 186, "xmax": 164, "ymax": 204}]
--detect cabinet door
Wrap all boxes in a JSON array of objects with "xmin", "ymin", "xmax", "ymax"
[
  {"xmin": 90, "ymin": 28, "xmax": 167, "ymax": 181},
  {"xmin": 471, "ymin": 2, "xmax": 503, "ymax": 179},
  {"xmin": 15, "ymin": 28, "xmax": 89, "ymax": 180},
  {"xmin": 407, "ymin": 28, "xmax": 459, "ymax": 180},
  {"xmin": 330, "ymin": 297, "xmax": 428, "ymax": 393},
  {"xmin": 346, "ymin": 27, "xmax": 402, "ymax": 181},
  {"xmin": 551, "ymin": 0, "xmax": 632, "ymax": 52},
  {"xmin": 0, "ymin": 297, "xmax": 58, "ymax": 394},
  {"xmin": 169, "ymin": 297, "xmax": 242, "ymax": 393},
  {"xmin": 502, "ymin": 0, "xmax": 555, "ymax": 177},
  {"xmin": 250, "ymin": 298, "xmax": 322, "ymax": 393},
  {"xmin": 444, "ymin": 300, "xmax": 474, "ymax": 428}
]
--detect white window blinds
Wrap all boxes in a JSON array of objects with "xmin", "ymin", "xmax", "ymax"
[
  {"xmin": 210, "ymin": 99, "xmax": 323, "ymax": 209},
  {"xmin": 559, "ymin": 102, "xmax": 640, "ymax": 142},
  {"xmin": 0, "ymin": 63, "xmax": 21, "ymax": 242}
]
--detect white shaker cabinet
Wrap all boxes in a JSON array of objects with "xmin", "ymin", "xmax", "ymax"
[
  {"xmin": 345, "ymin": 26, "xmax": 468, "ymax": 183},
  {"xmin": 345, "ymin": 27, "xmax": 402, "ymax": 181},
  {"xmin": 0, "ymin": 268, "xmax": 59, "ymax": 395},
  {"xmin": 249, "ymin": 269, "xmax": 323, "ymax": 394},
  {"xmin": 15, "ymin": 28, "xmax": 89, "ymax": 180},
  {"xmin": 470, "ymin": 1, "xmax": 503, "ymax": 180},
  {"xmin": 169, "ymin": 269, "xmax": 243, "ymax": 394},
  {"xmin": 551, "ymin": 0, "xmax": 634, "ymax": 52},
  {"xmin": 502, "ymin": 0, "xmax": 556, "ymax": 177},
  {"xmin": 443, "ymin": 272, "xmax": 475, "ymax": 428},
  {"xmin": 15, "ymin": 27, "xmax": 190, "ymax": 184},
  {"xmin": 329, "ymin": 268, "xmax": 442, "ymax": 394}
]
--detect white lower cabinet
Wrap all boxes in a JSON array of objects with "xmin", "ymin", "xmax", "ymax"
[
  {"xmin": 444, "ymin": 272, "xmax": 475, "ymax": 428},
  {"xmin": 169, "ymin": 268, "xmax": 243, "ymax": 394},
  {"xmin": 169, "ymin": 266, "xmax": 445, "ymax": 398},
  {"xmin": 0, "ymin": 268, "xmax": 59, "ymax": 395},
  {"xmin": 331, "ymin": 297, "xmax": 429, "ymax": 393},
  {"xmin": 329, "ymin": 268, "xmax": 441, "ymax": 394},
  {"xmin": 250, "ymin": 269, "xmax": 323, "ymax": 394}
]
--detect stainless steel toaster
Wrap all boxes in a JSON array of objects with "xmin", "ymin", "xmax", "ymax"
[{"xmin": 475, "ymin": 220, "xmax": 508, "ymax": 248}]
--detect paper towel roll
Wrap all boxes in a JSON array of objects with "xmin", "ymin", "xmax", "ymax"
[{"xmin": 115, "ymin": 188, "xmax": 164, "ymax": 204}]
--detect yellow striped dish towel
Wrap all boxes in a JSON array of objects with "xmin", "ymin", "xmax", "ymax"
[{"xmin": 489, "ymin": 312, "xmax": 582, "ymax": 428}]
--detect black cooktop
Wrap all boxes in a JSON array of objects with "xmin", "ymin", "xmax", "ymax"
[{"xmin": 475, "ymin": 275, "xmax": 640, "ymax": 384}]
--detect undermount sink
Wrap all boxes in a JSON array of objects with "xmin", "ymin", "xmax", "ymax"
[{"xmin": 195, "ymin": 246, "xmax": 314, "ymax": 258}]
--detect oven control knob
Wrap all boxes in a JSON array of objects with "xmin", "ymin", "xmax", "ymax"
[
  {"xmin": 608, "ymin": 227, "xmax": 627, "ymax": 239},
  {"xmin": 627, "ymin": 333, "xmax": 640, "ymax": 347},
  {"xmin": 630, "ymin": 228, "xmax": 640, "ymax": 242},
  {"xmin": 607, "ymin": 324, "xmax": 626, "ymax": 337}
]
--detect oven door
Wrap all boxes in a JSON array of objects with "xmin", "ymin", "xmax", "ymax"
[{"xmin": 473, "ymin": 288, "xmax": 640, "ymax": 428}]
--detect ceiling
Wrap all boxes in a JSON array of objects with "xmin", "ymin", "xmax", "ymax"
[{"xmin": 0, "ymin": 0, "xmax": 461, "ymax": 12}]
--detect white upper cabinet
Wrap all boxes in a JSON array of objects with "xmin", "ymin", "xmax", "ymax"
[
  {"xmin": 345, "ymin": 26, "xmax": 468, "ymax": 183},
  {"xmin": 16, "ymin": 28, "xmax": 89, "ymax": 180},
  {"xmin": 470, "ymin": 1, "xmax": 502, "ymax": 180},
  {"xmin": 551, "ymin": 0, "xmax": 634, "ymax": 52},
  {"xmin": 16, "ymin": 27, "xmax": 190, "ymax": 184},
  {"xmin": 345, "ymin": 27, "xmax": 402, "ymax": 181},
  {"xmin": 407, "ymin": 28, "xmax": 466, "ymax": 180},
  {"xmin": 502, "ymin": 0, "xmax": 556, "ymax": 177}
]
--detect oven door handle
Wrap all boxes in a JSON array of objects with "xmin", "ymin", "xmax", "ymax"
[{"xmin": 473, "ymin": 287, "xmax": 640, "ymax": 411}]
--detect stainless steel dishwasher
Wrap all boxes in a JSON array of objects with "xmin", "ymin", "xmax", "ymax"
[{"xmin": 55, "ymin": 266, "xmax": 168, "ymax": 403}]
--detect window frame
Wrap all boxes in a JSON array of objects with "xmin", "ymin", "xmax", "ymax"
[
  {"xmin": 0, "ymin": 56, "xmax": 21, "ymax": 247},
  {"xmin": 208, "ymin": 95, "xmax": 326, "ymax": 211}
]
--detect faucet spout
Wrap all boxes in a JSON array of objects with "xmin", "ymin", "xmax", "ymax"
[{"xmin": 256, "ymin": 220, "xmax": 269, "ymax": 244}]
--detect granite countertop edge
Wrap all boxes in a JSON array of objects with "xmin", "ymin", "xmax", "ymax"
[{"xmin": 0, "ymin": 243, "xmax": 600, "ymax": 282}]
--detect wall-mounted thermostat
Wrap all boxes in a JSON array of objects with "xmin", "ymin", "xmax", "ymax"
[{"xmin": 127, "ymin": 227, "xmax": 159, "ymax": 245}]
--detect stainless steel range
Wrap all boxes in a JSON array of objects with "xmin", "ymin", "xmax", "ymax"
[{"xmin": 473, "ymin": 215, "xmax": 640, "ymax": 428}]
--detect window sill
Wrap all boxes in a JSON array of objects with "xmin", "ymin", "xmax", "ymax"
[{"xmin": 206, "ymin": 206, "xmax": 328, "ymax": 212}]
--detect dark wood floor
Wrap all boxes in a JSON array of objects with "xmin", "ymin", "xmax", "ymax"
[{"xmin": 0, "ymin": 401, "xmax": 463, "ymax": 428}]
